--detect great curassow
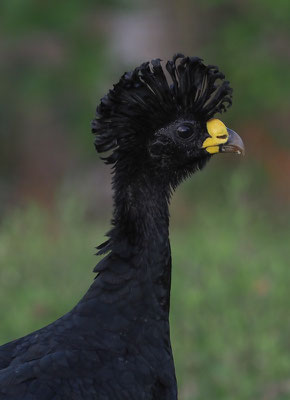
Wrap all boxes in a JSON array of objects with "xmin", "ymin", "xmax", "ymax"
[{"xmin": 0, "ymin": 54, "xmax": 244, "ymax": 399}]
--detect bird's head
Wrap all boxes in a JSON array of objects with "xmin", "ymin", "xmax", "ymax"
[{"xmin": 92, "ymin": 54, "xmax": 244, "ymax": 189}]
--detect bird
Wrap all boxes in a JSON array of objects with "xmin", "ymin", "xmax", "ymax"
[{"xmin": 0, "ymin": 54, "xmax": 244, "ymax": 399}]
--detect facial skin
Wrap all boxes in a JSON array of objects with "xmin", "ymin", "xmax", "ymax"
[
  {"xmin": 148, "ymin": 118, "xmax": 244, "ymax": 174},
  {"xmin": 149, "ymin": 119, "xmax": 207, "ymax": 164}
]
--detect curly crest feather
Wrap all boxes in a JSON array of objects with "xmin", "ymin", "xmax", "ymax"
[{"xmin": 92, "ymin": 54, "xmax": 232, "ymax": 164}]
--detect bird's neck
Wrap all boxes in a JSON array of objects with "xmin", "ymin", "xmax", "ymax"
[
  {"xmin": 112, "ymin": 173, "xmax": 170, "ymax": 247},
  {"xmin": 107, "ymin": 168, "xmax": 172, "ymax": 315}
]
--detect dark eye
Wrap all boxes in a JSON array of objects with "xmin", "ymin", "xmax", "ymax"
[{"xmin": 176, "ymin": 124, "xmax": 194, "ymax": 139}]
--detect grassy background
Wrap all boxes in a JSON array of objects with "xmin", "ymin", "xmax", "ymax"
[{"xmin": 1, "ymin": 164, "xmax": 290, "ymax": 400}]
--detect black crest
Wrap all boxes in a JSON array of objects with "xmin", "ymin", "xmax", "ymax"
[{"xmin": 92, "ymin": 54, "xmax": 232, "ymax": 164}]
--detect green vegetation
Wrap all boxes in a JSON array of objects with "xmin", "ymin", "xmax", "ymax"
[{"xmin": 1, "ymin": 167, "xmax": 290, "ymax": 400}]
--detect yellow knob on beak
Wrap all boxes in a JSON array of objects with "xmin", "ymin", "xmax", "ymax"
[{"xmin": 202, "ymin": 118, "xmax": 245, "ymax": 155}]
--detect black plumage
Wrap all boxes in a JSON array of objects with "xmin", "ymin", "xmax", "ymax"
[{"xmin": 0, "ymin": 54, "xmax": 242, "ymax": 399}]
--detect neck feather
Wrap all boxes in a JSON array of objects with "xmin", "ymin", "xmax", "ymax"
[
  {"xmin": 110, "ymin": 164, "xmax": 170, "ymax": 252},
  {"xmin": 97, "ymin": 164, "xmax": 173, "ymax": 315}
]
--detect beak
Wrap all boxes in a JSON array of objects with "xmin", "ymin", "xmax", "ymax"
[
  {"xmin": 220, "ymin": 128, "xmax": 245, "ymax": 155},
  {"xmin": 202, "ymin": 118, "xmax": 245, "ymax": 155}
]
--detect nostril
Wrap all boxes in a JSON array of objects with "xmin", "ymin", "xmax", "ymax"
[{"xmin": 217, "ymin": 134, "xmax": 228, "ymax": 139}]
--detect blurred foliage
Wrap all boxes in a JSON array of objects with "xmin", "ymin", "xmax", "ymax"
[
  {"xmin": 0, "ymin": 1, "xmax": 106, "ymax": 153},
  {"xmin": 200, "ymin": 0, "xmax": 290, "ymax": 119},
  {"xmin": 0, "ymin": 0, "xmax": 134, "ymax": 32},
  {"xmin": 1, "ymin": 172, "xmax": 290, "ymax": 399}
]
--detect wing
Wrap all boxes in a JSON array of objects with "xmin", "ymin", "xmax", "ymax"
[
  {"xmin": 0, "ymin": 352, "xmax": 61, "ymax": 400},
  {"xmin": 0, "ymin": 254, "xmax": 136, "ymax": 399},
  {"xmin": 0, "ymin": 340, "xmax": 20, "ymax": 370},
  {"xmin": 0, "ymin": 350, "xmax": 95, "ymax": 400}
]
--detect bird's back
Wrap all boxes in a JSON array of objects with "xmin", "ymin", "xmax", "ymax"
[{"xmin": 0, "ymin": 254, "xmax": 177, "ymax": 400}]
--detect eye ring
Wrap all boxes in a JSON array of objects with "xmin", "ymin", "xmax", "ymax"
[{"xmin": 176, "ymin": 124, "xmax": 194, "ymax": 140}]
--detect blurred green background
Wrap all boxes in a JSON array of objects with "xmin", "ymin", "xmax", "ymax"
[{"xmin": 1, "ymin": 0, "xmax": 290, "ymax": 399}]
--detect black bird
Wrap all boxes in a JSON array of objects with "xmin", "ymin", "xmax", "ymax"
[{"xmin": 0, "ymin": 54, "xmax": 244, "ymax": 399}]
